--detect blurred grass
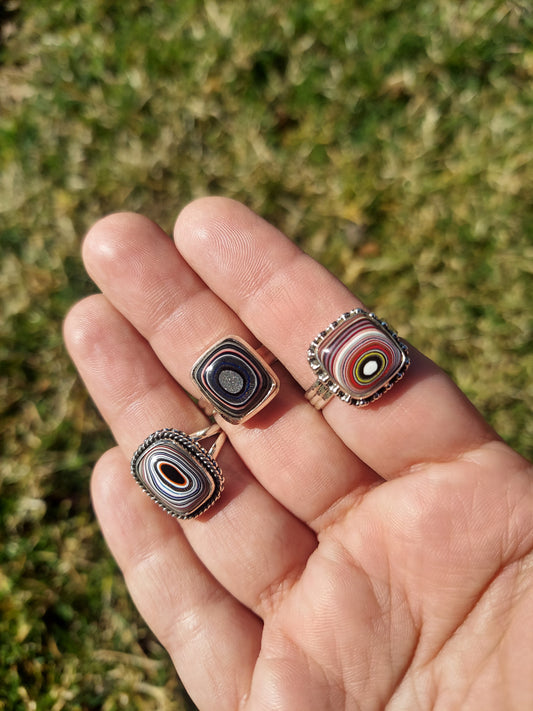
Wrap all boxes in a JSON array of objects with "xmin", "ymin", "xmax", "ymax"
[{"xmin": 0, "ymin": 0, "xmax": 532, "ymax": 708}]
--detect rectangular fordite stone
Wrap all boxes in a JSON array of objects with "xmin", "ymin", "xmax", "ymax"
[
  {"xmin": 191, "ymin": 337, "xmax": 279, "ymax": 424},
  {"xmin": 309, "ymin": 311, "xmax": 409, "ymax": 406},
  {"xmin": 131, "ymin": 431, "xmax": 223, "ymax": 519}
]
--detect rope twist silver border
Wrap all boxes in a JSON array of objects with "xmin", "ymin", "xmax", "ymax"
[{"xmin": 130, "ymin": 425, "xmax": 226, "ymax": 520}]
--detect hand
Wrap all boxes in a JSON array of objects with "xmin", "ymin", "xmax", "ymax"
[{"xmin": 64, "ymin": 198, "xmax": 533, "ymax": 710}]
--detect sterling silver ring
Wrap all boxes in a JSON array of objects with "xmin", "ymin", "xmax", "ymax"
[
  {"xmin": 191, "ymin": 336, "xmax": 279, "ymax": 424},
  {"xmin": 305, "ymin": 309, "xmax": 410, "ymax": 410},
  {"xmin": 130, "ymin": 425, "xmax": 226, "ymax": 519}
]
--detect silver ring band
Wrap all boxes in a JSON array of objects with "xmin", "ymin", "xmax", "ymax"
[{"xmin": 304, "ymin": 381, "xmax": 335, "ymax": 410}]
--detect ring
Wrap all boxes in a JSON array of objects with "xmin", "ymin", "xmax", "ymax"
[
  {"xmin": 130, "ymin": 425, "xmax": 226, "ymax": 519},
  {"xmin": 191, "ymin": 336, "xmax": 279, "ymax": 424},
  {"xmin": 305, "ymin": 309, "xmax": 410, "ymax": 409}
]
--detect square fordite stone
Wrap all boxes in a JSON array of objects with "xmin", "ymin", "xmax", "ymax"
[
  {"xmin": 191, "ymin": 337, "xmax": 279, "ymax": 424},
  {"xmin": 308, "ymin": 310, "xmax": 410, "ymax": 406}
]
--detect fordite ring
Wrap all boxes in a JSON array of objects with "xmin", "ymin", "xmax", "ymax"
[
  {"xmin": 306, "ymin": 309, "xmax": 410, "ymax": 409},
  {"xmin": 130, "ymin": 425, "xmax": 226, "ymax": 519},
  {"xmin": 191, "ymin": 336, "xmax": 279, "ymax": 424}
]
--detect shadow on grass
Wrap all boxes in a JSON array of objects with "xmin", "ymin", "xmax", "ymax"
[{"xmin": 0, "ymin": 0, "xmax": 19, "ymax": 60}]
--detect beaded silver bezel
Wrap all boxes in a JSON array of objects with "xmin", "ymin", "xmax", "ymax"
[{"xmin": 307, "ymin": 308, "xmax": 410, "ymax": 407}]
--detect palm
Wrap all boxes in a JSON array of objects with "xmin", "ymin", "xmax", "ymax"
[
  {"xmin": 65, "ymin": 198, "xmax": 533, "ymax": 710},
  {"xmin": 256, "ymin": 457, "xmax": 533, "ymax": 709}
]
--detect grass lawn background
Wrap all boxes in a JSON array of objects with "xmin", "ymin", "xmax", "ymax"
[{"xmin": 1, "ymin": 1, "xmax": 531, "ymax": 709}]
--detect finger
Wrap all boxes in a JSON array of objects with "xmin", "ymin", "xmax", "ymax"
[
  {"xmin": 92, "ymin": 446, "xmax": 260, "ymax": 711},
  {"xmin": 81, "ymin": 213, "xmax": 379, "ymax": 529},
  {"xmin": 173, "ymin": 197, "xmax": 499, "ymax": 479},
  {"xmin": 64, "ymin": 295, "xmax": 316, "ymax": 616}
]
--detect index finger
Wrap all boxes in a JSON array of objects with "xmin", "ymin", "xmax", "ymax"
[{"xmin": 173, "ymin": 197, "xmax": 498, "ymax": 480}]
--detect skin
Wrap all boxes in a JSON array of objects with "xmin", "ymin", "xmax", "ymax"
[{"xmin": 64, "ymin": 197, "xmax": 533, "ymax": 711}]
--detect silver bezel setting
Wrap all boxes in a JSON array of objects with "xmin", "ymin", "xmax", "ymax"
[
  {"xmin": 307, "ymin": 308, "xmax": 410, "ymax": 407},
  {"xmin": 130, "ymin": 428, "xmax": 224, "ymax": 519},
  {"xmin": 191, "ymin": 336, "xmax": 279, "ymax": 424}
]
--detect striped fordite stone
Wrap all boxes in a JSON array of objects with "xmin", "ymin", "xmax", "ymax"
[
  {"xmin": 191, "ymin": 337, "xmax": 279, "ymax": 424},
  {"xmin": 131, "ymin": 429, "xmax": 223, "ymax": 519},
  {"xmin": 309, "ymin": 310, "xmax": 409, "ymax": 406}
]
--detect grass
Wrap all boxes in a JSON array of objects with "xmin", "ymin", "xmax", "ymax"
[{"xmin": 1, "ymin": 0, "xmax": 532, "ymax": 708}]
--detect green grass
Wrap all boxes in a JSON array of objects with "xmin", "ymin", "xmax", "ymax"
[{"xmin": 1, "ymin": 0, "xmax": 532, "ymax": 708}]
